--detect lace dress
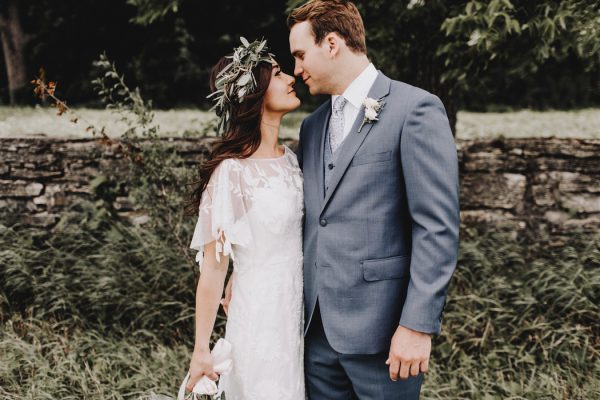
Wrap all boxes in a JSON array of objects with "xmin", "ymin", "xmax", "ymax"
[{"xmin": 189, "ymin": 144, "xmax": 305, "ymax": 400}]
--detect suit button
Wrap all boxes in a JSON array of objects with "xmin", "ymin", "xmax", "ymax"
[
  {"xmin": 319, "ymin": 218, "xmax": 328, "ymax": 227},
  {"xmin": 328, "ymin": 163, "xmax": 334, "ymax": 170}
]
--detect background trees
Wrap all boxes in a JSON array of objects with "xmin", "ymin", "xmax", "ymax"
[
  {"xmin": 1, "ymin": 0, "xmax": 599, "ymax": 128},
  {"xmin": 293, "ymin": 0, "xmax": 600, "ymax": 129}
]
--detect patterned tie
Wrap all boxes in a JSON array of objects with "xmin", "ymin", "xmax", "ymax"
[{"xmin": 329, "ymin": 96, "xmax": 347, "ymax": 154}]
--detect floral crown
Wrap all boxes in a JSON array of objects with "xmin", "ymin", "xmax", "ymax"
[{"xmin": 207, "ymin": 37, "xmax": 277, "ymax": 135}]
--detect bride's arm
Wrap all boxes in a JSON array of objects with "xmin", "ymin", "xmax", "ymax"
[
  {"xmin": 221, "ymin": 272, "xmax": 233, "ymax": 316},
  {"xmin": 186, "ymin": 239, "xmax": 229, "ymax": 391}
]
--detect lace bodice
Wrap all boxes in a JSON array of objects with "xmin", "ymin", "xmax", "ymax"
[{"xmin": 190, "ymin": 144, "xmax": 304, "ymax": 271}]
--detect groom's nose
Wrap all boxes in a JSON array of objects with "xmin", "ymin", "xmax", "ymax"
[{"xmin": 294, "ymin": 61, "xmax": 303, "ymax": 77}]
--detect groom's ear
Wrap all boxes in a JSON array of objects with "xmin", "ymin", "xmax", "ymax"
[{"xmin": 325, "ymin": 33, "xmax": 342, "ymax": 58}]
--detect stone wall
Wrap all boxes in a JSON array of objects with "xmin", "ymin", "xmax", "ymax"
[
  {"xmin": 1, "ymin": 137, "xmax": 599, "ymax": 232},
  {"xmin": 458, "ymin": 138, "xmax": 599, "ymax": 232}
]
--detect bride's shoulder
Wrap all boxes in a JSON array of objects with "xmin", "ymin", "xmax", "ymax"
[
  {"xmin": 283, "ymin": 144, "xmax": 300, "ymax": 165},
  {"xmin": 208, "ymin": 157, "xmax": 245, "ymax": 183},
  {"xmin": 216, "ymin": 157, "xmax": 244, "ymax": 170}
]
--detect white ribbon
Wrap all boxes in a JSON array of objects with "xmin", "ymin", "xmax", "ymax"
[{"xmin": 177, "ymin": 338, "xmax": 233, "ymax": 400}]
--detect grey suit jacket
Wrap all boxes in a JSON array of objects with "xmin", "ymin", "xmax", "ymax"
[{"xmin": 296, "ymin": 71, "xmax": 460, "ymax": 355}]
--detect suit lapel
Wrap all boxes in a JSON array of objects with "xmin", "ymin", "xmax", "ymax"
[{"xmin": 320, "ymin": 72, "xmax": 392, "ymax": 215}]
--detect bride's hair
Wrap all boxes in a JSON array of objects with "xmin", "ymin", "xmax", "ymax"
[{"xmin": 185, "ymin": 55, "xmax": 274, "ymax": 216}]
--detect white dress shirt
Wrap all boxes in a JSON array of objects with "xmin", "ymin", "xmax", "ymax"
[{"xmin": 331, "ymin": 63, "xmax": 379, "ymax": 141}]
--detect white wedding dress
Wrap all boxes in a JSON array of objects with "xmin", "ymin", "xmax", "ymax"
[{"xmin": 190, "ymin": 144, "xmax": 305, "ymax": 400}]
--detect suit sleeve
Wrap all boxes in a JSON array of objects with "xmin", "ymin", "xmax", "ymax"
[{"xmin": 398, "ymin": 93, "xmax": 460, "ymax": 335}]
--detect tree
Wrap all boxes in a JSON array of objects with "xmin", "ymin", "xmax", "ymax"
[
  {"xmin": 287, "ymin": 0, "xmax": 600, "ymax": 133},
  {"xmin": 439, "ymin": 0, "xmax": 600, "ymax": 114},
  {"xmin": 0, "ymin": 0, "xmax": 31, "ymax": 104},
  {"xmin": 126, "ymin": 0, "xmax": 180, "ymax": 25}
]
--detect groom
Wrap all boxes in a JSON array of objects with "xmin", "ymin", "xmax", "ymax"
[{"xmin": 288, "ymin": 1, "xmax": 459, "ymax": 398}]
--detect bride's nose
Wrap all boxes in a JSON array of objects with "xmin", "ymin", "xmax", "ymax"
[{"xmin": 286, "ymin": 74, "xmax": 296, "ymax": 86}]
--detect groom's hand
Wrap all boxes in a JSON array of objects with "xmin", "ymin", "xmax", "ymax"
[{"xmin": 386, "ymin": 325, "xmax": 431, "ymax": 381}]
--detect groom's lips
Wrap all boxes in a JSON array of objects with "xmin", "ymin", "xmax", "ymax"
[{"xmin": 303, "ymin": 76, "xmax": 311, "ymax": 84}]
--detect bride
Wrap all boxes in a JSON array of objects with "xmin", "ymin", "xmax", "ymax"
[{"xmin": 185, "ymin": 38, "xmax": 305, "ymax": 399}]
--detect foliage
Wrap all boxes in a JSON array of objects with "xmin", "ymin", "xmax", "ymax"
[
  {"xmin": 127, "ymin": 0, "xmax": 180, "ymax": 25},
  {"xmin": 92, "ymin": 52, "xmax": 158, "ymax": 139},
  {"xmin": 3, "ymin": 0, "xmax": 291, "ymax": 108},
  {"xmin": 207, "ymin": 37, "xmax": 276, "ymax": 135},
  {"xmin": 0, "ymin": 316, "xmax": 190, "ymax": 400},
  {"xmin": 0, "ymin": 200, "xmax": 215, "ymax": 344},
  {"xmin": 4, "ymin": 0, "xmax": 600, "ymax": 111},
  {"xmin": 286, "ymin": 0, "xmax": 600, "ymax": 127},
  {"xmin": 439, "ymin": 0, "xmax": 600, "ymax": 96},
  {"xmin": 1, "ymin": 212, "xmax": 597, "ymax": 398},
  {"xmin": 425, "ymin": 227, "xmax": 599, "ymax": 398}
]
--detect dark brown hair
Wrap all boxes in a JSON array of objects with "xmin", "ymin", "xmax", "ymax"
[
  {"xmin": 287, "ymin": 0, "xmax": 367, "ymax": 54},
  {"xmin": 184, "ymin": 56, "xmax": 273, "ymax": 216}
]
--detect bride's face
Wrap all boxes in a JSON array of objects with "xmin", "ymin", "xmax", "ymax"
[{"xmin": 263, "ymin": 64, "xmax": 301, "ymax": 114}]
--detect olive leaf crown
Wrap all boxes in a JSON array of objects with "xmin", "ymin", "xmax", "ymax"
[{"xmin": 207, "ymin": 37, "xmax": 277, "ymax": 136}]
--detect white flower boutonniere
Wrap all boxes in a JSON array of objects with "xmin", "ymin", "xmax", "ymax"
[{"xmin": 358, "ymin": 97, "xmax": 385, "ymax": 133}]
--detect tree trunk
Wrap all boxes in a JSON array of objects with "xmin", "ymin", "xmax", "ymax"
[{"xmin": 0, "ymin": 0, "xmax": 28, "ymax": 105}]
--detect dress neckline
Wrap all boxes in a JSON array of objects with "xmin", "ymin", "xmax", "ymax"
[{"xmin": 247, "ymin": 144, "xmax": 288, "ymax": 160}]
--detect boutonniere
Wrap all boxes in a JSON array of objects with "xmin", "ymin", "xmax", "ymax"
[{"xmin": 358, "ymin": 97, "xmax": 385, "ymax": 133}]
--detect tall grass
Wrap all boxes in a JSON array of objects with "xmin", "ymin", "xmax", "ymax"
[
  {"xmin": 0, "ymin": 317, "xmax": 188, "ymax": 400},
  {"xmin": 0, "ymin": 200, "xmax": 227, "ymax": 345},
  {"xmin": 425, "ymin": 228, "xmax": 599, "ymax": 399},
  {"xmin": 1, "ymin": 201, "xmax": 597, "ymax": 399}
]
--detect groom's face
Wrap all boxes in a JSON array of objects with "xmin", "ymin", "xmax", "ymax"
[{"xmin": 289, "ymin": 21, "xmax": 334, "ymax": 95}]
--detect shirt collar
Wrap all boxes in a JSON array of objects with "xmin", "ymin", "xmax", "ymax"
[{"xmin": 331, "ymin": 63, "xmax": 378, "ymax": 111}]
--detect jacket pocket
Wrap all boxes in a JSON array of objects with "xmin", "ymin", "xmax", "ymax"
[
  {"xmin": 361, "ymin": 255, "xmax": 410, "ymax": 281},
  {"xmin": 351, "ymin": 150, "xmax": 392, "ymax": 166}
]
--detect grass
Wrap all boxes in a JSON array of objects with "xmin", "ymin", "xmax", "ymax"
[
  {"xmin": 456, "ymin": 109, "xmax": 600, "ymax": 140},
  {"xmin": 0, "ymin": 318, "xmax": 188, "ymax": 400},
  {"xmin": 427, "ymin": 227, "xmax": 599, "ymax": 399},
  {"xmin": 1, "ymin": 106, "xmax": 599, "ymax": 140},
  {"xmin": 0, "ymin": 107, "xmax": 306, "ymax": 140},
  {"xmin": 0, "ymin": 198, "xmax": 598, "ymax": 399}
]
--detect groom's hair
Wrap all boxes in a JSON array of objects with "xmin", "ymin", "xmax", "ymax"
[{"xmin": 287, "ymin": 0, "xmax": 367, "ymax": 55}]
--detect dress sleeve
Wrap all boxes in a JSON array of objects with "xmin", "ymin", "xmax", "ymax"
[{"xmin": 189, "ymin": 159, "xmax": 252, "ymax": 272}]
